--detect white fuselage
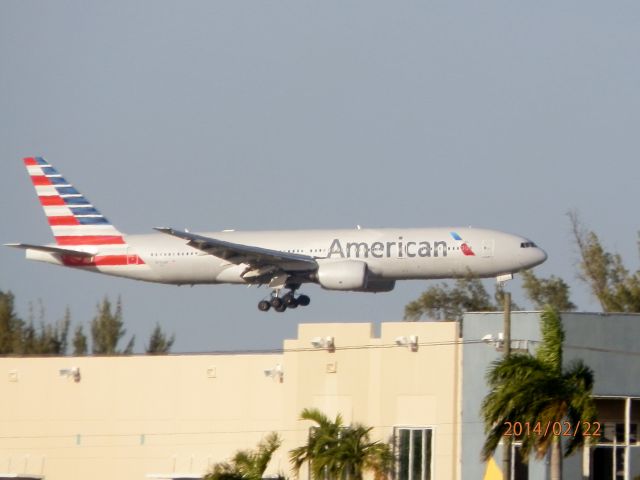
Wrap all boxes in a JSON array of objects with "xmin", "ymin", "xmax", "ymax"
[{"xmin": 26, "ymin": 227, "xmax": 547, "ymax": 287}]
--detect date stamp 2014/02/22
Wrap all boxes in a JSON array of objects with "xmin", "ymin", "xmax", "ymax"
[{"xmin": 503, "ymin": 421, "xmax": 601, "ymax": 438}]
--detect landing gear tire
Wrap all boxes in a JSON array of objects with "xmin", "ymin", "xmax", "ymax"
[
  {"xmin": 297, "ymin": 294, "xmax": 310, "ymax": 307},
  {"xmin": 258, "ymin": 300, "xmax": 271, "ymax": 312},
  {"xmin": 258, "ymin": 289, "xmax": 309, "ymax": 313},
  {"xmin": 284, "ymin": 293, "xmax": 298, "ymax": 308}
]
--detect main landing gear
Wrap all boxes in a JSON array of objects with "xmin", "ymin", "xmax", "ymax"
[{"xmin": 258, "ymin": 290, "xmax": 311, "ymax": 313}]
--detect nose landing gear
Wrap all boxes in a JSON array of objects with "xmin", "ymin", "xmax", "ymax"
[{"xmin": 257, "ymin": 290, "xmax": 311, "ymax": 312}]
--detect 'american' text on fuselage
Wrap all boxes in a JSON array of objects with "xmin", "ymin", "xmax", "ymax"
[{"xmin": 328, "ymin": 238, "xmax": 448, "ymax": 259}]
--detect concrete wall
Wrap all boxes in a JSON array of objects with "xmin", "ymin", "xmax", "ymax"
[
  {"xmin": 0, "ymin": 353, "xmax": 287, "ymax": 480},
  {"xmin": 0, "ymin": 321, "xmax": 461, "ymax": 480}
]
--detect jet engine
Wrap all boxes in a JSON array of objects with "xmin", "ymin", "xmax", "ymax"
[{"xmin": 316, "ymin": 260, "xmax": 368, "ymax": 290}]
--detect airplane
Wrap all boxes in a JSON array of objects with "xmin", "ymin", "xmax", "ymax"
[{"xmin": 6, "ymin": 157, "xmax": 547, "ymax": 312}]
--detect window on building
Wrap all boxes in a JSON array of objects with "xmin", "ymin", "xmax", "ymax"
[
  {"xmin": 394, "ymin": 427, "xmax": 433, "ymax": 480},
  {"xmin": 588, "ymin": 397, "xmax": 640, "ymax": 480}
]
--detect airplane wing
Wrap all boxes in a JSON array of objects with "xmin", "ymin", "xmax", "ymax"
[
  {"xmin": 5, "ymin": 243, "xmax": 95, "ymax": 258},
  {"xmin": 153, "ymin": 228, "xmax": 318, "ymax": 273}
]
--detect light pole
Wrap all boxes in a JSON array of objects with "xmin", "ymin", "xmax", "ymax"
[{"xmin": 503, "ymin": 291, "xmax": 512, "ymax": 480}]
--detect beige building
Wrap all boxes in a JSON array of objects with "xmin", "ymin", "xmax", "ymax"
[
  {"xmin": 0, "ymin": 322, "xmax": 461, "ymax": 480},
  {"xmin": 4, "ymin": 313, "xmax": 640, "ymax": 480}
]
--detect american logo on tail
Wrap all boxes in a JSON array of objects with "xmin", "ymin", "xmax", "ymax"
[
  {"xmin": 25, "ymin": 157, "xmax": 125, "ymax": 245},
  {"xmin": 7, "ymin": 157, "xmax": 547, "ymax": 312}
]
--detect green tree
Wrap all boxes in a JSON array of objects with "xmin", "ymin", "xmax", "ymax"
[
  {"xmin": 72, "ymin": 324, "xmax": 88, "ymax": 355},
  {"xmin": 481, "ymin": 307, "xmax": 596, "ymax": 480},
  {"xmin": 145, "ymin": 323, "xmax": 175, "ymax": 354},
  {"xmin": 290, "ymin": 408, "xmax": 392, "ymax": 480},
  {"xmin": 45, "ymin": 306, "xmax": 71, "ymax": 354},
  {"xmin": 205, "ymin": 432, "xmax": 282, "ymax": 480},
  {"xmin": 404, "ymin": 277, "xmax": 498, "ymax": 321},
  {"xmin": 26, "ymin": 307, "xmax": 71, "ymax": 355},
  {"xmin": 90, "ymin": 297, "xmax": 134, "ymax": 354},
  {"xmin": 521, "ymin": 270, "xmax": 576, "ymax": 311},
  {"xmin": 290, "ymin": 408, "xmax": 345, "ymax": 478},
  {"xmin": 405, "ymin": 270, "xmax": 577, "ymax": 322},
  {"xmin": 326, "ymin": 423, "xmax": 393, "ymax": 480},
  {"xmin": 19, "ymin": 300, "xmax": 43, "ymax": 354},
  {"xmin": 0, "ymin": 294, "xmax": 71, "ymax": 355},
  {"xmin": 13, "ymin": 300, "xmax": 71, "ymax": 355},
  {"xmin": 18, "ymin": 320, "xmax": 71, "ymax": 355},
  {"xmin": 570, "ymin": 211, "xmax": 640, "ymax": 312},
  {"xmin": 0, "ymin": 291, "xmax": 25, "ymax": 353},
  {"xmin": 19, "ymin": 321, "xmax": 37, "ymax": 354}
]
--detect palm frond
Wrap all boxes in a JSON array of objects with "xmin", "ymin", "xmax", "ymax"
[{"xmin": 535, "ymin": 307, "xmax": 564, "ymax": 372}]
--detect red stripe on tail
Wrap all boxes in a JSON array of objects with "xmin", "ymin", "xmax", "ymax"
[
  {"xmin": 40, "ymin": 196, "xmax": 66, "ymax": 206},
  {"xmin": 30, "ymin": 175, "xmax": 52, "ymax": 186},
  {"xmin": 24, "ymin": 157, "xmax": 38, "ymax": 166},
  {"xmin": 48, "ymin": 216, "xmax": 80, "ymax": 226}
]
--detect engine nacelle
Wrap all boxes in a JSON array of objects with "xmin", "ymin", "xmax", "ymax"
[{"xmin": 316, "ymin": 260, "xmax": 368, "ymax": 291}]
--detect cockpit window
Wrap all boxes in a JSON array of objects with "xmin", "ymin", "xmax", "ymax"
[{"xmin": 520, "ymin": 242, "xmax": 537, "ymax": 248}]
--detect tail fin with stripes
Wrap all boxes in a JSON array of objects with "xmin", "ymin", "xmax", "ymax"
[{"xmin": 23, "ymin": 157, "xmax": 126, "ymax": 247}]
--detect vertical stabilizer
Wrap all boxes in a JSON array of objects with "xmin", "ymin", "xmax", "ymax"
[{"xmin": 23, "ymin": 157, "xmax": 126, "ymax": 247}]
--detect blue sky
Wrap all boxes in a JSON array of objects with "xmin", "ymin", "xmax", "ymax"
[{"xmin": 1, "ymin": 1, "xmax": 639, "ymax": 352}]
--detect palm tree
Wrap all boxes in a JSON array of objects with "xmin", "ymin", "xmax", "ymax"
[
  {"xmin": 289, "ymin": 408, "xmax": 392, "ymax": 480},
  {"xmin": 290, "ymin": 408, "xmax": 345, "ymax": 478},
  {"xmin": 205, "ymin": 432, "xmax": 282, "ymax": 480},
  {"xmin": 327, "ymin": 424, "xmax": 393, "ymax": 480},
  {"xmin": 481, "ymin": 307, "xmax": 597, "ymax": 480}
]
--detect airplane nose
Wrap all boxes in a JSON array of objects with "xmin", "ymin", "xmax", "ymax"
[
  {"xmin": 519, "ymin": 245, "xmax": 547, "ymax": 268},
  {"xmin": 536, "ymin": 247, "xmax": 548, "ymax": 266}
]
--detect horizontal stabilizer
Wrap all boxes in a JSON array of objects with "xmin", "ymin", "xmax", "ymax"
[{"xmin": 4, "ymin": 243, "xmax": 95, "ymax": 258}]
